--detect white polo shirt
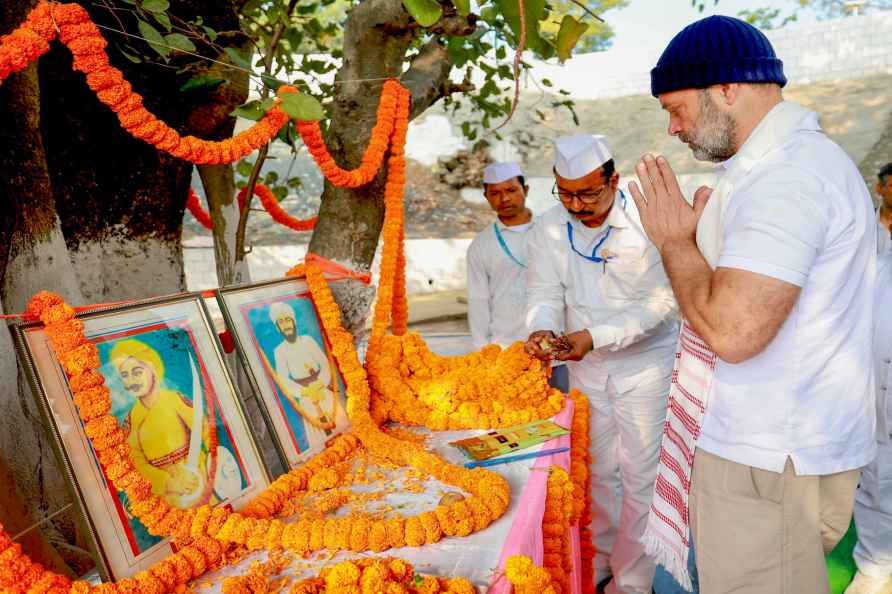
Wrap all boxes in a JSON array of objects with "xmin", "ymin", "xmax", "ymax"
[{"xmin": 698, "ymin": 102, "xmax": 877, "ymax": 475}]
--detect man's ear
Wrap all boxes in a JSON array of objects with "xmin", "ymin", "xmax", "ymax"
[
  {"xmin": 717, "ymin": 83, "xmax": 741, "ymax": 106},
  {"xmin": 877, "ymin": 182, "xmax": 883, "ymax": 195},
  {"xmin": 610, "ymin": 171, "xmax": 620, "ymax": 189},
  {"xmin": 523, "ymin": 184, "xmax": 530, "ymax": 195}
]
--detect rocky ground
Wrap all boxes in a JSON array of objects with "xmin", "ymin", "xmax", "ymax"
[{"xmin": 183, "ymin": 73, "xmax": 892, "ymax": 245}]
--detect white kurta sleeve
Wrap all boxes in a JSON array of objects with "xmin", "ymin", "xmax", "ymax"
[
  {"xmin": 273, "ymin": 345, "xmax": 288, "ymax": 381},
  {"xmin": 587, "ymin": 257, "xmax": 678, "ymax": 351},
  {"xmin": 306, "ymin": 338, "xmax": 332, "ymax": 386},
  {"xmin": 525, "ymin": 222, "xmax": 564, "ymax": 335},
  {"xmin": 466, "ymin": 239, "xmax": 492, "ymax": 349}
]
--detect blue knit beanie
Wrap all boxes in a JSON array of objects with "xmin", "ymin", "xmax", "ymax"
[{"xmin": 650, "ymin": 15, "xmax": 786, "ymax": 97}]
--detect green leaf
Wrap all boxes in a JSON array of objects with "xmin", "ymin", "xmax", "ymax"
[
  {"xmin": 153, "ymin": 12, "xmax": 172, "ymax": 31},
  {"xmin": 236, "ymin": 160, "xmax": 254, "ymax": 177},
  {"xmin": 224, "ymin": 47, "xmax": 251, "ymax": 70},
  {"xmin": 272, "ymin": 186, "xmax": 288, "ymax": 201},
  {"xmin": 201, "ymin": 26, "xmax": 218, "ymax": 42},
  {"xmin": 164, "ymin": 33, "xmax": 196, "ymax": 53},
  {"xmin": 287, "ymin": 177, "xmax": 303, "ymax": 189},
  {"xmin": 495, "ymin": 0, "xmax": 547, "ymax": 54},
  {"xmin": 261, "ymin": 74, "xmax": 285, "ymax": 91},
  {"xmin": 279, "ymin": 93, "xmax": 325, "ymax": 121},
  {"xmin": 261, "ymin": 97, "xmax": 277, "ymax": 111},
  {"xmin": 452, "ymin": 0, "xmax": 471, "ymax": 16},
  {"xmin": 401, "ymin": 0, "xmax": 442, "ymax": 27},
  {"xmin": 118, "ymin": 46, "xmax": 142, "ymax": 63},
  {"xmin": 142, "ymin": 0, "xmax": 169, "ymax": 13},
  {"xmin": 265, "ymin": 171, "xmax": 279, "ymax": 184},
  {"xmin": 556, "ymin": 15, "xmax": 588, "ymax": 63},
  {"xmin": 180, "ymin": 75, "xmax": 224, "ymax": 92},
  {"xmin": 137, "ymin": 20, "xmax": 169, "ymax": 58},
  {"xmin": 231, "ymin": 100, "xmax": 266, "ymax": 121}
]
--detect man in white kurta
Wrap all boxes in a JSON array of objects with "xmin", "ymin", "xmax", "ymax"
[
  {"xmin": 848, "ymin": 249, "xmax": 892, "ymax": 594},
  {"xmin": 269, "ymin": 301, "xmax": 345, "ymax": 451},
  {"xmin": 467, "ymin": 162, "xmax": 534, "ymax": 349},
  {"xmin": 525, "ymin": 135, "xmax": 679, "ymax": 594}
]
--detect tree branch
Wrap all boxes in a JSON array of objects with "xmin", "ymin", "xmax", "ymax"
[{"xmin": 402, "ymin": 39, "xmax": 456, "ymax": 120}]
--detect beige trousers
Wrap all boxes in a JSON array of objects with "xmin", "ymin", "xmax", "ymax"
[{"xmin": 690, "ymin": 449, "xmax": 860, "ymax": 594}]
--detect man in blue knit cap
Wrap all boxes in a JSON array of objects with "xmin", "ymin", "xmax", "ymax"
[{"xmin": 628, "ymin": 15, "xmax": 877, "ymax": 594}]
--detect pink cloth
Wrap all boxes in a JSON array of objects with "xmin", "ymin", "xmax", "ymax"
[
  {"xmin": 489, "ymin": 399, "xmax": 582, "ymax": 594},
  {"xmin": 640, "ymin": 320, "xmax": 716, "ymax": 590}
]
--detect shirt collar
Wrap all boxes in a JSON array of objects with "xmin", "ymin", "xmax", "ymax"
[
  {"xmin": 725, "ymin": 101, "xmax": 821, "ymax": 178},
  {"xmin": 495, "ymin": 218, "xmax": 533, "ymax": 232}
]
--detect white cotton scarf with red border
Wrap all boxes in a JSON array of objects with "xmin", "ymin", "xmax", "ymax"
[{"xmin": 639, "ymin": 101, "xmax": 821, "ymax": 590}]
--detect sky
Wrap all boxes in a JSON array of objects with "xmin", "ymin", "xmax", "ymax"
[{"xmin": 602, "ymin": 0, "xmax": 821, "ymax": 56}]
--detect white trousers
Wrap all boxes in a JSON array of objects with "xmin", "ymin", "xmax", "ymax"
[
  {"xmin": 854, "ymin": 437, "xmax": 892, "ymax": 578},
  {"xmin": 571, "ymin": 370, "xmax": 670, "ymax": 594}
]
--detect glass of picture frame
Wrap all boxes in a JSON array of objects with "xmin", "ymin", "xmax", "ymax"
[
  {"xmin": 216, "ymin": 277, "xmax": 350, "ymax": 470},
  {"xmin": 13, "ymin": 294, "xmax": 270, "ymax": 581}
]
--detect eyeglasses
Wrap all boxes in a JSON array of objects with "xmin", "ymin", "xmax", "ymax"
[{"xmin": 552, "ymin": 182, "xmax": 611, "ymax": 204}]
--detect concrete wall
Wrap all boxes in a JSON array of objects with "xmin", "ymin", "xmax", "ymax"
[
  {"xmin": 184, "ymin": 237, "xmax": 472, "ymax": 295},
  {"xmin": 183, "ymin": 174, "xmax": 720, "ymax": 293},
  {"xmin": 529, "ymin": 12, "xmax": 892, "ymax": 100}
]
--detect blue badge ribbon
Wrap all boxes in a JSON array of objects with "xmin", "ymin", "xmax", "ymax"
[
  {"xmin": 493, "ymin": 223, "xmax": 527, "ymax": 268},
  {"xmin": 566, "ymin": 192, "xmax": 626, "ymax": 264}
]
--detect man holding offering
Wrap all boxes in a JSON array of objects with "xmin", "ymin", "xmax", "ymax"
[{"xmin": 525, "ymin": 134, "xmax": 678, "ymax": 594}]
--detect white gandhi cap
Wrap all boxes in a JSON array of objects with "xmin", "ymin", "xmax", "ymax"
[
  {"xmin": 553, "ymin": 134, "xmax": 613, "ymax": 180},
  {"xmin": 483, "ymin": 161, "xmax": 523, "ymax": 184}
]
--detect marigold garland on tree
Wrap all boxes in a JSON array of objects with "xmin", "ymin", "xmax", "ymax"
[{"xmin": 1, "ymin": 2, "xmax": 403, "ymax": 185}]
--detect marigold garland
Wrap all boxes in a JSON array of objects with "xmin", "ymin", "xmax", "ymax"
[
  {"xmin": 242, "ymin": 184, "xmax": 317, "ymax": 232},
  {"xmin": 287, "ymin": 557, "xmax": 476, "ymax": 594},
  {"xmin": 504, "ymin": 556, "xmax": 559, "ymax": 594},
  {"xmin": 295, "ymin": 80, "xmax": 402, "ymax": 189},
  {"xmin": 541, "ymin": 467, "xmax": 574, "ymax": 594},
  {"xmin": 1, "ymin": 2, "xmax": 402, "ymax": 185},
  {"xmin": 568, "ymin": 391, "xmax": 595, "ymax": 593},
  {"xmin": 3, "ymin": 5, "xmax": 594, "ymax": 592},
  {"xmin": 186, "ymin": 186, "xmax": 317, "ymax": 233},
  {"xmin": 365, "ymin": 334, "xmax": 565, "ymax": 430}
]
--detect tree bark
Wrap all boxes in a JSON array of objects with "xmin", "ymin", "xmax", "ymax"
[
  {"xmin": 0, "ymin": 48, "xmax": 89, "ymax": 576},
  {"xmin": 192, "ymin": 46, "xmax": 252, "ymax": 287},
  {"xmin": 307, "ymin": 0, "xmax": 471, "ymax": 333},
  {"xmin": 38, "ymin": 1, "xmax": 245, "ymax": 301}
]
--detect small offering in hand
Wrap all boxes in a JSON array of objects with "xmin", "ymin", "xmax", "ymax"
[
  {"xmin": 439, "ymin": 492, "xmax": 465, "ymax": 506},
  {"xmin": 539, "ymin": 334, "xmax": 571, "ymax": 357}
]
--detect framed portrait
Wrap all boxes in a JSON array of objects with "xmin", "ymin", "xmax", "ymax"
[
  {"xmin": 216, "ymin": 277, "xmax": 349, "ymax": 469},
  {"xmin": 13, "ymin": 294, "xmax": 270, "ymax": 581}
]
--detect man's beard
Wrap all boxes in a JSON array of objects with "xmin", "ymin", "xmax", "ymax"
[
  {"xmin": 283, "ymin": 330, "xmax": 297, "ymax": 343},
  {"xmin": 679, "ymin": 90, "xmax": 737, "ymax": 163}
]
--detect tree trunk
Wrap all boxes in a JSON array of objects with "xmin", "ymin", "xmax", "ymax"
[
  {"xmin": 38, "ymin": 1, "xmax": 246, "ymax": 301},
  {"xmin": 307, "ymin": 0, "xmax": 466, "ymax": 334},
  {"xmin": 199, "ymin": 164, "xmax": 244, "ymax": 286},
  {"xmin": 194, "ymin": 49, "xmax": 251, "ymax": 287},
  {"xmin": 0, "ymin": 48, "xmax": 89, "ymax": 574}
]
